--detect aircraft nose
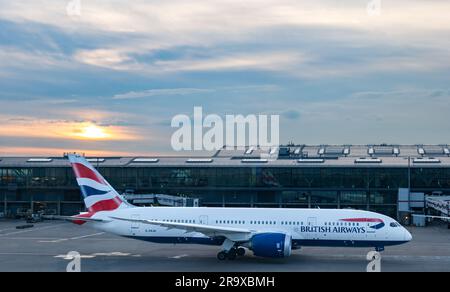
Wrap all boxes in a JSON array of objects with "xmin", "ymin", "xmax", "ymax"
[{"xmin": 404, "ymin": 229, "xmax": 412, "ymax": 242}]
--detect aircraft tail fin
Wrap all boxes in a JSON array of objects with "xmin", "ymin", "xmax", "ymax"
[{"xmin": 68, "ymin": 154, "xmax": 130, "ymax": 215}]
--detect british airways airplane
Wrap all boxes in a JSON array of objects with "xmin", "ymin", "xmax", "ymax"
[{"xmin": 58, "ymin": 154, "xmax": 412, "ymax": 260}]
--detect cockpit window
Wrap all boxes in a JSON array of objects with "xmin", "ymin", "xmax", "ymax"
[{"xmin": 390, "ymin": 222, "xmax": 400, "ymax": 227}]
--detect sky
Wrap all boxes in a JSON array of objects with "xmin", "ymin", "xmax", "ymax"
[{"xmin": 0, "ymin": 0, "xmax": 449, "ymax": 156}]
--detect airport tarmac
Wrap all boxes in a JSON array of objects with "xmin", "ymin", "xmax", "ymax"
[{"xmin": 0, "ymin": 220, "xmax": 449, "ymax": 272}]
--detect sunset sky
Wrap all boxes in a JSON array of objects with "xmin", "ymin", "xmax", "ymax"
[{"xmin": 1, "ymin": 0, "xmax": 449, "ymax": 156}]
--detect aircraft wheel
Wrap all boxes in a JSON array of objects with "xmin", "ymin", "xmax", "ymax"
[
  {"xmin": 217, "ymin": 251, "xmax": 227, "ymax": 261},
  {"xmin": 227, "ymin": 249, "xmax": 237, "ymax": 260},
  {"xmin": 237, "ymin": 247, "xmax": 246, "ymax": 256}
]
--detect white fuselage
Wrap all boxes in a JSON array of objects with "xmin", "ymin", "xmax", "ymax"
[{"xmin": 89, "ymin": 207, "xmax": 411, "ymax": 248}]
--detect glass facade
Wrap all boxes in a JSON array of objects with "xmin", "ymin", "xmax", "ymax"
[{"xmin": 1, "ymin": 165, "xmax": 450, "ymax": 218}]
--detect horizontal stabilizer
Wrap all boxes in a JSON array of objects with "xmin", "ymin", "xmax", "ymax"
[{"xmin": 43, "ymin": 215, "xmax": 109, "ymax": 223}]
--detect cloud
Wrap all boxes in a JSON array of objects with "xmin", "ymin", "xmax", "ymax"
[
  {"xmin": 0, "ymin": 117, "xmax": 138, "ymax": 141},
  {"xmin": 2, "ymin": 1, "xmax": 450, "ymax": 37},
  {"xmin": 1, "ymin": 1, "xmax": 450, "ymax": 155},
  {"xmin": 113, "ymin": 88, "xmax": 214, "ymax": 100},
  {"xmin": 74, "ymin": 49, "xmax": 307, "ymax": 75},
  {"xmin": 1, "ymin": 1, "xmax": 450, "ymax": 80},
  {"xmin": 282, "ymin": 88, "xmax": 450, "ymax": 144},
  {"xmin": 152, "ymin": 52, "xmax": 306, "ymax": 72},
  {"xmin": 0, "ymin": 46, "xmax": 71, "ymax": 69},
  {"xmin": 73, "ymin": 49, "xmax": 131, "ymax": 68}
]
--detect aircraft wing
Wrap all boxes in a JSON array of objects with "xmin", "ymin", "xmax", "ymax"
[
  {"xmin": 110, "ymin": 216, "xmax": 254, "ymax": 241},
  {"xmin": 44, "ymin": 215, "xmax": 110, "ymax": 223}
]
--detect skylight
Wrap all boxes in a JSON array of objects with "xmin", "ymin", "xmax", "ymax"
[
  {"xmin": 245, "ymin": 147, "xmax": 255, "ymax": 155},
  {"xmin": 27, "ymin": 158, "xmax": 53, "ymax": 163},
  {"xmin": 355, "ymin": 157, "xmax": 382, "ymax": 164},
  {"xmin": 413, "ymin": 158, "xmax": 441, "ymax": 164},
  {"xmin": 86, "ymin": 158, "xmax": 106, "ymax": 163},
  {"xmin": 132, "ymin": 158, "xmax": 159, "ymax": 163},
  {"xmin": 186, "ymin": 158, "xmax": 213, "ymax": 163}
]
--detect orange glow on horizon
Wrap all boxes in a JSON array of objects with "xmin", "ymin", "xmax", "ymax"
[
  {"xmin": 0, "ymin": 119, "xmax": 137, "ymax": 141},
  {"xmin": 0, "ymin": 146, "xmax": 165, "ymax": 157},
  {"xmin": 72, "ymin": 124, "xmax": 112, "ymax": 140}
]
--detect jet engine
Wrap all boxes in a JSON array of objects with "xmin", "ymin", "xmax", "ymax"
[{"xmin": 249, "ymin": 233, "xmax": 292, "ymax": 258}]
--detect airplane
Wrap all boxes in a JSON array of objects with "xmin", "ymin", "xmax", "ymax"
[{"xmin": 54, "ymin": 154, "xmax": 412, "ymax": 260}]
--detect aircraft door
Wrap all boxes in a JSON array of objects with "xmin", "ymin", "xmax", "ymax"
[
  {"xmin": 199, "ymin": 215, "xmax": 208, "ymax": 225},
  {"xmin": 130, "ymin": 214, "xmax": 140, "ymax": 235},
  {"xmin": 307, "ymin": 217, "xmax": 318, "ymax": 240}
]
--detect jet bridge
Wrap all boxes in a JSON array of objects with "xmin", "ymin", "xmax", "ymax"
[
  {"xmin": 426, "ymin": 196, "xmax": 450, "ymax": 219},
  {"xmin": 412, "ymin": 196, "xmax": 450, "ymax": 229}
]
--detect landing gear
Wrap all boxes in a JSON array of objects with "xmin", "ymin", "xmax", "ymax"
[
  {"xmin": 217, "ymin": 251, "xmax": 228, "ymax": 261},
  {"xmin": 237, "ymin": 247, "xmax": 246, "ymax": 256},
  {"xmin": 227, "ymin": 249, "xmax": 237, "ymax": 260},
  {"xmin": 217, "ymin": 247, "xmax": 246, "ymax": 261}
]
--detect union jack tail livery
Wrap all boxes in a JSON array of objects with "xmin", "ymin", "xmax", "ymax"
[{"xmin": 68, "ymin": 154, "xmax": 129, "ymax": 215}]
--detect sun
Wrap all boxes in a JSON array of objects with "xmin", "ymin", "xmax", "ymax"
[{"xmin": 78, "ymin": 125, "xmax": 111, "ymax": 139}]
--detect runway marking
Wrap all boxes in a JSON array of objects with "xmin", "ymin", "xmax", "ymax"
[
  {"xmin": 55, "ymin": 251, "xmax": 135, "ymax": 260},
  {"xmin": 69, "ymin": 232, "xmax": 105, "ymax": 240},
  {"xmin": 0, "ymin": 223, "xmax": 66, "ymax": 237},
  {"xmin": 55, "ymin": 254, "xmax": 95, "ymax": 259},
  {"xmin": 170, "ymin": 254, "xmax": 189, "ymax": 259},
  {"xmin": 39, "ymin": 239, "xmax": 68, "ymax": 243},
  {"xmin": 39, "ymin": 232, "xmax": 105, "ymax": 243}
]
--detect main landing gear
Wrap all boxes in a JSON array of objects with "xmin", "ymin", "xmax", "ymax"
[{"xmin": 217, "ymin": 247, "xmax": 246, "ymax": 261}]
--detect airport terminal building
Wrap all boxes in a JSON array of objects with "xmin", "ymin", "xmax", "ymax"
[{"xmin": 1, "ymin": 145, "xmax": 450, "ymax": 220}]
